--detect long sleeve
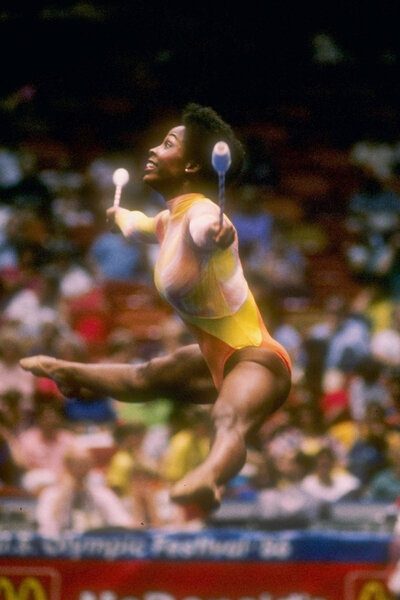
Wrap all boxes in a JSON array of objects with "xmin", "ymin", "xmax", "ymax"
[
  {"xmin": 115, "ymin": 208, "xmax": 165, "ymax": 244},
  {"xmin": 188, "ymin": 202, "xmax": 235, "ymax": 251}
]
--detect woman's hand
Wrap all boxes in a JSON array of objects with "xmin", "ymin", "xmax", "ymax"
[
  {"xmin": 190, "ymin": 213, "xmax": 235, "ymax": 250},
  {"xmin": 106, "ymin": 206, "xmax": 131, "ymax": 233},
  {"xmin": 106, "ymin": 205, "xmax": 120, "ymax": 227},
  {"xmin": 207, "ymin": 218, "xmax": 235, "ymax": 249}
]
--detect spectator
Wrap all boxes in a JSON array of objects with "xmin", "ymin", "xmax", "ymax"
[
  {"xmin": 3, "ymin": 266, "xmax": 65, "ymax": 338},
  {"xmin": 346, "ymin": 402, "xmax": 393, "ymax": 487},
  {"xmin": 107, "ymin": 421, "xmax": 162, "ymax": 527},
  {"xmin": 320, "ymin": 368, "xmax": 350, "ymax": 426},
  {"xmin": 0, "ymin": 206, "xmax": 18, "ymax": 271},
  {"xmin": 2, "ymin": 149, "xmax": 54, "ymax": 217},
  {"xmin": 347, "ymin": 355, "xmax": 390, "ymax": 422},
  {"xmin": 0, "ymin": 423, "xmax": 22, "ymax": 489},
  {"xmin": 266, "ymin": 401, "xmax": 340, "ymax": 493},
  {"xmin": 352, "ymin": 282, "xmax": 393, "ymax": 334},
  {"xmin": 36, "ymin": 444, "xmax": 134, "ymax": 537},
  {"xmin": 344, "ymin": 170, "xmax": 400, "ymax": 288},
  {"xmin": 272, "ymin": 449, "xmax": 311, "ymax": 491},
  {"xmin": 46, "ymin": 239, "xmax": 96, "ymax": 300},
  {"xmin": 155, "ymin": 406, "xmax": 212, "ymax": 528},
  {"xmin": 107, "ymin": 422, "xmax": 148, "ymax": 496},
  {"xmin": 29, "ymin": 321, "xmax": 65, "ymax": 359},
  {"xmin": 327, "ymin": 413, "xmax": 360, "ymax": 468},
  {"xmin": 245, "ymin": 449, "xmax": 278, "ymax": 493},
  {"xmin": 89, "ymin": 225, "xmax": 147, "ymax": 283},
  {"xmin": 288, "ymin": 402, "xmax": 334, "ymax": 460},
  {"xmin": 103, "ymin": 327, "xmax": 145, "ymax": 365},
  {"xmin": 386, "ymin": 369, "xmax": 400, "ymax": 430},
  {"xmin": 161, "ymin": 406, "xmax": 210, "ymax": 486},
  {"xmin": 368, "ymin": 442, "xmax": 400, "ymax": 503},
  {"xmin": 229, "ymin": 184, "xmax": 275, "ymax": 267},
  {"xmin": 350, "ymin": 142, "xmax": 395, "ymax": 181},
  {"xmin": 5, "ymin": 402, "xmax": 77, "ymax": 495},
  {"xmin": 261, "ymin": 227, "xmax": 308, "ymax": 300},
  {"xmin": 3, "ymin": 207, "xmax": 52, "ymax": 287},
  {"xmin": 50, "ymin": 174, "xmax": 95, "ymax": 236},
  {"xmin": 0, "ymin": 147, "xmax": 23, "ymax": 190},
  {"xmin": 300, "ymin": 446, "xmax": 361, "ymax": 503},
  {"xmin": 0, "ymin": 389, "xmax": 31, "ymax": 434},
  {"xmin": 0, "ymin": 328, "xmax": 35, "ymax": 413},
  {"xmin": 256, "ymin": 449, "xmax": 319, "ymax": 527},
  {"xmin": 306, "ymin": 294, "xmax": 371, "ymax": 375},
  {"xmin": 371, "ymin": 303, "xmax": 400, "ymax": 368}
]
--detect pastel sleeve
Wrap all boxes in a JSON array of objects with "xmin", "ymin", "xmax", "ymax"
[
  {"xmin": 189, "ymin": 213, "xmax": 217, "ymax": 249},
  {"xmin": 115, "ymin": 208, "xmax": 159, "ymax": 243},
  {"xmin": 189, "ymin": 212, "xmax": 236, "ymax": 250},
  {"xmin": 187, "ymin": 199, "xmax": 236, "ymax": 251}
]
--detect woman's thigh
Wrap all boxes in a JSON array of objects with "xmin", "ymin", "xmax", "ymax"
[
  {"xmin": 146, "ymin": 344, "xmax": 216, "ymax": 403},
  {"xmin": 212, "ymin": 357, "xmax": 291, "ymax": 437}
]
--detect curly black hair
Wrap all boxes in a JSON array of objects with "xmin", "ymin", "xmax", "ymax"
[{"xmin": 182, "ymin": 103, "xmax": 245, "ymax": 189}]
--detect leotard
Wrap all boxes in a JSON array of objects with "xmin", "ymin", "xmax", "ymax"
[{"xmin": 116, "ymin": 193, "xmax": 291, "ymax": 389}]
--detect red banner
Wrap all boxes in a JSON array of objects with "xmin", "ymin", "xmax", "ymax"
[{"xmin": 0, "ymin": 558, "xmax": 392, "ymax": 600}]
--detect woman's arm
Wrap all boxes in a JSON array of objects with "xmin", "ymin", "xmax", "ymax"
[
  {"xmin": 187, "ymin": 203, "xmax": 236, "ymax": 251},
  {"xmin": 106, "ymin": 206, "xmax": 166, "ymax": 244}
]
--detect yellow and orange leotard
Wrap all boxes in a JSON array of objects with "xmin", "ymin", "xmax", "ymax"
[{"xmin": 116, "ymin": 193, "xmax": 291, "ymax": 390}]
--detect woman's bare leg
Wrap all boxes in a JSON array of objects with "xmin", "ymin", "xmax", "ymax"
[
  {"xmin": 21, "ymin": 346, "xmax": 291, "ymax": 512},
  {"xmin": 170, "ymin": 352, "xmax": 291, "ymax": 511},
  {"xmin": 20, "ymin": 345, "xmax": 216, "ymax": 404}
]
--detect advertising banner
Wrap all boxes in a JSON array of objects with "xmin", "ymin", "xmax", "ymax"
[{"xmin": 0, "ymin": 530, "xmax": 394, "ymax": 600}]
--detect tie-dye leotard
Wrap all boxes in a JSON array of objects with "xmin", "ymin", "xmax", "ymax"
[{"xmin": 116, "ymin": 193, "xmax": 291, "ymax": 390}]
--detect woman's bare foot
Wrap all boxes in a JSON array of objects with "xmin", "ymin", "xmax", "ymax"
[
  {"xmin": 20, "ymin": 355, "xmax": 59, "ymax": 377},
  {"xmin": 19, "ymin": 355, "xmax": 85, "ymax": 398},
  {"xmin": 170, "ymin": 471, "xmax": 222, "ymax": 512}
]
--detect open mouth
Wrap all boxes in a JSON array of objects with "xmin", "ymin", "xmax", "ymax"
[{"xmin": 144, "ymin": 158, "xmax": 157, "ymax": 171}]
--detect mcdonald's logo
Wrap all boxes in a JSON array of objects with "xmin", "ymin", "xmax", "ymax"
[
  {"xmin": 0, "ymin": 576, "xmax": 48, "ymax": 600},
  {"xmin": 357, "ymin": 580, "xmax": 390, "ymax": 600}
]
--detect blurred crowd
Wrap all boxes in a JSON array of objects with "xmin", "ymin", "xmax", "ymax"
[{"xmin": 1, "ymin": 109, "xmax": 400, "ymax": 538}]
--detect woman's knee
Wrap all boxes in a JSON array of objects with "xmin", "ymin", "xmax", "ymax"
[{"xmin": 211, "ymin": 403, "xmax": 241, "ymax": 433}]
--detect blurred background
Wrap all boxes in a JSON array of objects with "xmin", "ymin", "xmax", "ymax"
[{"xmin": 1, "ymin": 0, "xmax": 400, "ymax": 545}]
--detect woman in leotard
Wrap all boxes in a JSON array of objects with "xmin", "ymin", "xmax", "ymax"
[{"xmin": 21, "ymin": 103, "xmax": 291, "ymax": 512}]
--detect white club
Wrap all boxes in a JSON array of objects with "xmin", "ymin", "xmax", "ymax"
[
  {"xmin": 211, "ymin": 141, "xmax": 231, "ymax": 228},
  {"xmin": 112, "ymin": 168, "xmax": 129, "ymax": 207},
  {"xmin": 211, "ymin": 141, "xmax": 231, "ymax": 175}
]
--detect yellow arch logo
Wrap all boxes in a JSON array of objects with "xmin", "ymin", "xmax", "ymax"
[
  {"xmin": 358, "ymin": 580, "xmax": 390, "ymax": 600},
  {"xmin": 0, "ymin": 576, "xmax": 47, "ymax": 600}
]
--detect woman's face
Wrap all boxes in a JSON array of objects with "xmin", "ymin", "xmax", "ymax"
[{"xmin": 143, "ymin": 125, "xmax": 187, "ymax": 195}]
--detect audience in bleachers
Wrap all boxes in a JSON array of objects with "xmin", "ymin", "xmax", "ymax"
[
  {"xmin": 2, "ymin": 104, "xmax": 400, "ymax": 536},
  {"xmin": 35, "ymin": 444, "xmax": 134, "ymax": 537}
]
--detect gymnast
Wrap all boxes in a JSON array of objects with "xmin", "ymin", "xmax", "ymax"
[{"xmin": 20, "ymin": 103, "xmax": 292, "ymax": 512}]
